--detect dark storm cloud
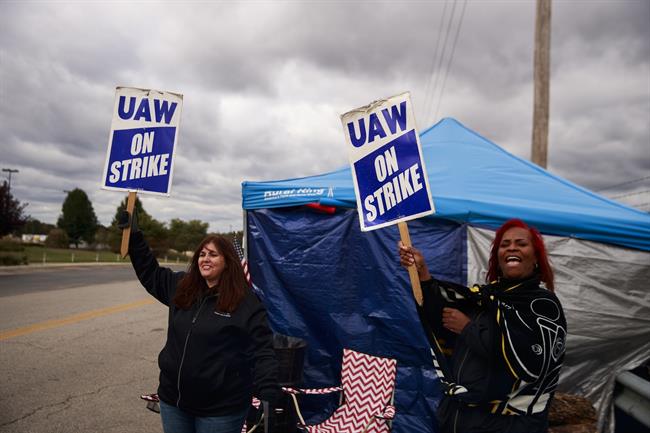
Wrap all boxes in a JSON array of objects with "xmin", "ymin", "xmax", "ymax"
[
  {"xmin": 554, "ymin": 0, "xmax": 650, "ymax": 62},
  {"xmin": 545, "ymin": 0, "xmax": 650, "ymax": 193},
  {"xmin": 1, "ymin": 1, "xmax": 648, "ymax": 231}
]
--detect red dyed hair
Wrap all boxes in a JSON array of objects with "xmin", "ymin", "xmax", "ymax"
[
  {"xmin": 174, "ymin": 235, "xmax": 247, "ymax": 313},
  {"xmin": 486, "ymin": 219, "xmax": 555, "ymax": 291}
]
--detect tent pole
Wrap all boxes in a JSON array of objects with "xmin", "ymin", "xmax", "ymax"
[{"xmin": 242, "ymin": 209, "xmax": 248, "ymax": 262}]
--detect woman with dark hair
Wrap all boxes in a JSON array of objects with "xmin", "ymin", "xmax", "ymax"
[
  {"xmin": 398, "ymin": 219, "xmax": 566, "ymax": 433},
  {"xmin": 121, "ymin": 212, "xmax": 280, "ymax": 433}
]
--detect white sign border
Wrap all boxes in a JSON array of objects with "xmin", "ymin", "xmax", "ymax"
[
  {"xmin": 342, "ymin": 91, "xmax": 435, "ymax": 232},
  {"xmin": 100, "ymin": 86, "xmax": 183, "ymax": 197}
]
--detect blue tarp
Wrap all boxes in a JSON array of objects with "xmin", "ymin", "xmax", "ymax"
[
  {"xmin": 243, "ymin": 118, "xmax": 650, "ymax": 251},
  {"xmin": 247, "ymin": 207, "xmax": 466, "ymax": 432}
]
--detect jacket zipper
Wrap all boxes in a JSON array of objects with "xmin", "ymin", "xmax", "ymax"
[
  {"xmin": 452, "ymin": 348, "xmax": 469, "ymax": 433},
  {"xmin": 452, "ymin": 311, "xmax": 484, "ymax": 433},
  {"xmin": 454, "ymin": 311, "xmax": 484, "ymax": 383},
  {"xmin": 176, "ymin": 295, "xmax": 211, "ymax": 406}
]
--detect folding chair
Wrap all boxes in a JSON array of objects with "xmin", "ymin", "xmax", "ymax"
[
  {"xmin": 283, "ymin": 348, "xmax": 397, "ymax": 433},
  {"xmin": 140, "ymin": 393, "xmax": 160, "ymax": 413}
]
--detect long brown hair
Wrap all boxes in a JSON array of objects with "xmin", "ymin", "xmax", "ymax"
[
  {"xmin": 486, "ymin": 219, "xmax": 555, "ymax": 291},
  {"xmin": 174, "ymin": 235, "xmax": 247, "ymax": 313}
]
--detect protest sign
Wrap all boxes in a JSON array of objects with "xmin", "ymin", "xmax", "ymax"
[
  {"xmin": 101, "ymin": 87, "xmax": 183, "ymax": 195},
  {"xmin": 101, "ymin": 87, "xmax": 183, "ymax": 257},
  {"xmin": 341, "ymin": 92, "xmax": 434, "ymax": 304},
  {"xmin": 341, "ymin": 92, "xmax": 434, "ymax": 232}
]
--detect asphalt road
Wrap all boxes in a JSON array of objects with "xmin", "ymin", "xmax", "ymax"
[
  {"xmin": 0, "ymin": 264, "xmax": 184, "ymax": 433},
  {"xmin": 0, "ymin": 265, "xmax": 140, "ymax": 297}
]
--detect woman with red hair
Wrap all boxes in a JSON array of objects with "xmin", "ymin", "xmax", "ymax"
[{"xmin": 399, "ymin": 219, "xmax": 566, "ymax": 433}]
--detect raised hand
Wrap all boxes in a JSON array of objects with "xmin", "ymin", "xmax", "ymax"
[
  {"xmin": 117, "ymin": 209, "xmax": 140, "ymax": 232},
  {"xmin": 398, "ymin": 241, "xmax": 431, "ymax": 281}
]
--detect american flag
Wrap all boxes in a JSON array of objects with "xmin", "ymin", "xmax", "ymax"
[{"xmin": 232, "ymin": 236, "xmax": 251, "ymax": 286}]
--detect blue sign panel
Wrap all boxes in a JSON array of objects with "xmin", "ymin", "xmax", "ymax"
[
  {"xmin": 353, "ymin": 130, "xmax": 431, "ymax": 228},
  {"xmin": 104, "ymin": 126, "xmax": 176, "ymax": 194}
]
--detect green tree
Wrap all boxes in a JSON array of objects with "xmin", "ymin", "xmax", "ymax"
[
  {"xmin": 93, "ymin": 225, "xmax": 111, "ymax": 249},
  {"xmin": 57, "ymin": 188, "xmax": 99, "ymax": 247},
  {"xmin": 168, "ymin": 218, "xmax": 208, "ymax": 252},
  {"xmin": 109, "ymin": 197, "xmax": 168, "ymax": 255},
  {"xmin": 0, "ymin": 181, "xmax": 28, "ymax": 237},
  {"xmin": 45, "ymin": 228, "xmax": 69, "ymax": 248},
  {"xmin": 18, "ymin": 217, "xmax": 55, "ymax": 235},
  {"xmin": 223, "ymin": 230, "xmax": 244, "ymax": 246}
]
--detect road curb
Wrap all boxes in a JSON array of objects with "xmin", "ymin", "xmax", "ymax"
[
  {"xmin": 0, "ymin": 262, "xmax": 133, "ymax": 275},
  {"xmin": 0, "ymin": 261, "xmax": 188, "ymax": 275}
]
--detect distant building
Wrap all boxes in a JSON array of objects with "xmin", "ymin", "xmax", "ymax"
[{"xmin": 22, "ymin": 234, "xmax": 48, "ymax": 244}]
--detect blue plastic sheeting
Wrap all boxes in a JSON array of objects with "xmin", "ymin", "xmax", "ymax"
[
  {"xmin": 242, "ymin": 118, "xmax": 650, "ymax": 251},
  {"xmin": 247, "ymin": 207, "xmax": 467, "ymax": 433}
]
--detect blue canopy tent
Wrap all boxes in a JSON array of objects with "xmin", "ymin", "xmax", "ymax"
[
  {"xmin": 242, "ymin": 118, "xmax": 650, "ymax": 432},
  {"xmin": 244, "ymin": 118, "xmax": 650, "ymax": 251}
]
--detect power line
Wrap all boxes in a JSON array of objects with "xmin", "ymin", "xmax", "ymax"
[
  {"xmin": 433, "ymin": 0, "xmax": 468, "ymax": 122},
  {"xmin": 425, "ymin": 0, "xmax": 458, "ymax": 126},
  {"xmin": 421, "ymin": 0, "xmax": 449, "ymax": 124},
  {"xmin": 595, "ymin": 175, "xmax": 650, "ymax": 192}
]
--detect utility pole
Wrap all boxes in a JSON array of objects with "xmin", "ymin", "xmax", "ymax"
[
  {"xmin": 2, "ymin": 168, "xmax": 19, "ymax": 192},
  {"xmin": 532, "ymin": 0, "xmax": 551, "ymax": 168}
]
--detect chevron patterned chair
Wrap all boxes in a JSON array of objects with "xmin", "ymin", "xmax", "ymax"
[{"xmin": 283, "ymin": 348, "xmax": 398, "ymax": 433}]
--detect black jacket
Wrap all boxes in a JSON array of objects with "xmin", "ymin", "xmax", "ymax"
[
  {"xmin": 129, "ymin": 231, "xmax": 280, "ymax": 416},
  {"xmin": 419, "ymin": 276, "xmax": 566, "ymax": 433}
]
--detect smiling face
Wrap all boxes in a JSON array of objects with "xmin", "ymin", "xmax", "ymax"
[
  {"xmin": 497, "ymin": 227, "xmax": 537, "ymax": 280},
  {"xmin": 198, "ymin": 242, "xmax": 226, "ymax": 287}
]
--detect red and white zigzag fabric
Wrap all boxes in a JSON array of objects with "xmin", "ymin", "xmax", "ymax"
[
  {"xmin": 302, "ymin": 348, "xmax": 397, "ymax": 433},
  {"xmin": 283, "ymin": 386, "xmax": 343, "ymax": 395}
]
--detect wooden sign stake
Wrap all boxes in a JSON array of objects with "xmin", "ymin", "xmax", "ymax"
[
  {"xmin": 120, "ymin": 191, "xmax": 137, "ymax": 258},
  {"xmin": 398, "ymin": 221, "xmax": 423, "ymax": 306}
]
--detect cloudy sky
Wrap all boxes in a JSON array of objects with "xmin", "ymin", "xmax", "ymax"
[{"xmin": 1, "ymin": 0, "xmax": 648, "ymax": 233}]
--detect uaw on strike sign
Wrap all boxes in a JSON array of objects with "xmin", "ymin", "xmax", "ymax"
[
  {"xmin": 101, "ymin": 87, "xmax": 183, "ymax": 195},
  {"xmin": 341, "ymin": 92, "xmax": 434, "ymax": 231}
]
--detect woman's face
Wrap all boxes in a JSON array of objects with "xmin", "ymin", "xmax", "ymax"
[
  {"xmin": 198, "ymin": 242, "xmax": 225, "ymax": 286},
  {"xmin": 497, "ymin": 227, "xmax": 537, "ymax": 280}
]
